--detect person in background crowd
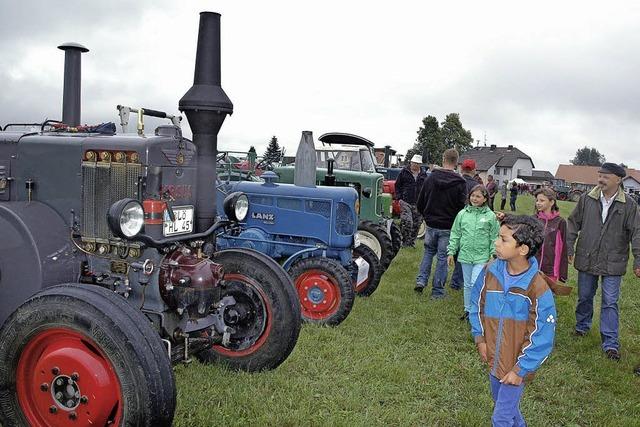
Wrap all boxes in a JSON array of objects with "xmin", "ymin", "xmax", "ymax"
[
  {"xmin": 415, "ymin": 149, "xmax": 467, "ymax": 298},
  {"xmin": 510, "ymin": 181, "xmax": 518, "ymax": 211},
  {"xmin": 486, "ymin": 175, "xmax": 497, "ymax": 211},
  {"xmin": 473, "ymin": 173, "xmax": 484, "ymax": 185},
  {"xmin": 500, "ymin": 180, "xmax": 508, "ymax": 210},
  {"xmin": 470, "ymin": 215, "xmax": 558, "ymax": 427},
  {"xmin": 567, "ymin": 162, "xmax": 640, "ymax": 361},
  {"xmin": 447, "ymin": 185, "xmax": 500, "ymax": 320},
  {"xmin": 395, "ymin": 154, "xmax": 428, "ymax": 248}
]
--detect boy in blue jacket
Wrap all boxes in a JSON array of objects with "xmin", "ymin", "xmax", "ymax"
[{"xmin": 470, "ymin": 215, "xmax": 558, "ymax": 426}]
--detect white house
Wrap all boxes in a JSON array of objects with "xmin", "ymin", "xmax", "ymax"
[{"xmin": 458, "ymin": 144, "xmax": 534, "ymax": 186}]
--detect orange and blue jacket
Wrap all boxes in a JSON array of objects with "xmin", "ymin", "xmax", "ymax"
[{"xmin": 469, "ymin": 257, "xmax": 557, "ymax": 382}]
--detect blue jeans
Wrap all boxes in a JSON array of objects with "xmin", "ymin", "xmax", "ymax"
[
  {"xmin": 451, "ymin": 260, "xmax": 463, "ymax": 289},
  {"xmin": 461, "ymin": 263, "xmax": 485, "ymax": 313},
  {"xmin": 490, "ymin": 375, "xmax": 526, "ymax": 427},
  {"xmin": 575, "ymin": 272, "xmax": 622, "ymax": 351},
  {"xmin": 416, "ymin": 227, "xmax": 450, "ymax": 297}
]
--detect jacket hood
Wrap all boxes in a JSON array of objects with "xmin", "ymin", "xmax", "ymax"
[
  {"xmin": 430, "ymin": 168, "xmax": 466, "ymax": 189},
  {"xmin": 488, "ymin": 257, "xmax": 540, "ymax": 291},
  {"xmin": 464, "ymin": 204, "xmax": 491, "ymax": 214},
  {"xmin": 536, "ymin": 210, "xmax": 560, "ymax": 220}
]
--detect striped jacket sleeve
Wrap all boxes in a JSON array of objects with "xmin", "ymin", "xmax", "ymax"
[
  {"xmin": 514, "ymin": 288, "xmax": 557, "ymax": 377},
  {"xmin": 469, "ymin": 266, "xmax": 487, "ymax": 343}
]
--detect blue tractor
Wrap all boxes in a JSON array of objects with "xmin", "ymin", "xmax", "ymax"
[{"xmin": 216, "ymin": 172, "xmax": 382, "ymax": 326}]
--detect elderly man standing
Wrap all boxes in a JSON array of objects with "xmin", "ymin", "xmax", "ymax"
[
  {"xmin": 395, "ymin": 154, "xmax": 428, "ymax": 247},
  {"xmin": 567, "ymin": 162, "xmax": 640, "ymax": 360}
]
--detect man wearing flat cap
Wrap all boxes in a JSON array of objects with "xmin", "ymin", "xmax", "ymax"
[
  {"xmin": 395, "ymin": 154, "xmax": 428, "ymax": 247},
  {"xmin": 567, "ymin": 162, "xmax": 640, "ymax": 361}
]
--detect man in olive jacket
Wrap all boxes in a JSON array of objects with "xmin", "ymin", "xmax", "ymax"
[{"xmin": 567, "ymin": 162, "xmax": 640, "ymax": 360}]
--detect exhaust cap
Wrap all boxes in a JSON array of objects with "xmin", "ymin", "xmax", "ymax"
[{"xmin": 58, "ymin": 42, "xmax": 89, "ymax": 127}]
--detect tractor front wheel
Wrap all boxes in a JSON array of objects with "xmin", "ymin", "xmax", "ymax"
[
  {"xmin": 0, "ymin": 284, "xmax": 176, "ymax": 426},
  {"xmin": 197, "ymin": 249, "xmax": 301, "ymax": 372},
  {"xmin": 357, "ymin": 220, "xmax": 394, "ymax": 269},
  {"xmin": 352, "ymin": 244, "xmax": 382, "ymax": 297},
  {"xmin": 289, "ymin": 257, "xmax": 355, "ymax": 326}
]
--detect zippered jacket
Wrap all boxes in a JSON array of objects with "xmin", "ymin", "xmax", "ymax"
[
  {"xmin": 535, "ymin": 211, "xmax": 568, "ymax": 282},
  {"xmin": 469, "ymin": 258, "xmax": 557, "ymax": 382},
  {"xmin": 447, "ymin": 205, "xmax": 500, "ymax": 264}
]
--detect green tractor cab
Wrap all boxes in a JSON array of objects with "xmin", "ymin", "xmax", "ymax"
[{"xmin": 275, "ymin": 132, "xmax": 400, "ymax": 270}]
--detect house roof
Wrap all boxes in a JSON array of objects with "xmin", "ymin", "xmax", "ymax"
[
  {"xmin": 555, "ymin": 164, "xmax": 640, "ymax": 186},
  {"xmin": 517, "ymin": 170, "xmax": 554, "ymax": 182},
  {"xmin": 458, "ymin": 145, "xmax": 534, "ymax": 171}
]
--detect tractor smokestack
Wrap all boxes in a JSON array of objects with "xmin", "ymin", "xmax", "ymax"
[
  {"xmin": 179, "ymin": 12, "xmax": 233, "ymax": 232},
  {"xmin": 57, "ymin": 43, "xmax": 89, "ymax": 127}
]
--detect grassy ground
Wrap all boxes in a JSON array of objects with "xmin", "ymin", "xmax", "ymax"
[{"xmin": 173, "ymin": 194, "xmax": 640, "ymax": 426}]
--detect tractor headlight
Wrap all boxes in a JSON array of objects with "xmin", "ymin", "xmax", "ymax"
[
  {"xmin": 108, "ymin": 198, "xmax": 144, "ymax": 238},
  {"xmin": 223, "ymin": 192, "xmax": 250, "ymax": 222}
]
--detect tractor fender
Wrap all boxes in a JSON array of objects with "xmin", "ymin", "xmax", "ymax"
[
  {"xmin": 282, "ymin": 248, "xmax": 325, "ymax": 271},
  {"xmin": 0, "ymin": 201, "xmax": 80, "ymax": 325}
]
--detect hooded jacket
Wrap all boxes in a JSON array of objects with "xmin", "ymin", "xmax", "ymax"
[
  {"xmin": 567, "ymin": 186, "xmax": 640, "ymax": 276},
  {"xmin": 462, "ymin": 173, "xmax": 479, "ymax": 195},
  {"xmin": 470, "ymin": 258, "xmax": 558, "ymax": 382},
  {"xmin": 395, "ymin": 166, "xmax": 428, "ymax": 204},
  {"xmin": 416, "ymin": 168, "xmax": 467, "ymax": 230},
  {"xmin": 535, "ymin": 211, "xmax": 568, "ymax": 282},
  {"xmin": 447, "ymin": 204, "xmax": 500, "ymax": 264}
]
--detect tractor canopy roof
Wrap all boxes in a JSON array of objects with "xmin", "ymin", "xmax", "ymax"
[{"xmin": 318, "ymin": 132, "xmax": 374, "ymax": 148}]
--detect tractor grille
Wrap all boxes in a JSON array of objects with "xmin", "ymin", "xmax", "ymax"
[
  {"xmin": 335, "ymin": 202, "xmax": 355, "ymax": 236},
  {"xmin": 376, "ymin": 176, "xmax": 383, "ymax": 216},
  {"xmin": 305, "ymin": 200, "xmax": 331, "ymax": 218},
  {"xmin": 81, "ymin": 161, "xmax": 141, "ymax": 241},
  {"xmin": 277, "ymin": 198, "xmax": 302, "ymax": 211}
]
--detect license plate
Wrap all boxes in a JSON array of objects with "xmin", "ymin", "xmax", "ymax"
[{"xmin": 163, "ymin": 206, "xmax": 194, "ymax": 236}]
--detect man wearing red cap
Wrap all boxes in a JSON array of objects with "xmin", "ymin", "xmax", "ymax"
[{"xmin": 461, "ymin": 159, "xmax": 479, "ymax": 195}]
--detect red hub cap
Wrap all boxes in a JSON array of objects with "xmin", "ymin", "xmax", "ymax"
[
  {"xmin": 295, "ymin": 269, "xmax": 341, "ymax": 320},
  {"xmin": 16, "ymin": 328, "xmax": 122, "ymax": 426}
]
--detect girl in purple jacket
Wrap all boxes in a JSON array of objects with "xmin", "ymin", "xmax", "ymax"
[{"xmin": 534, "ymin": 188, "xmax": 568, "ymax": 282}]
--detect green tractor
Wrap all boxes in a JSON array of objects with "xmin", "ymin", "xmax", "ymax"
[{"xmin": 275, "ymin": 133, "xmax": 400, "ymax": 270}]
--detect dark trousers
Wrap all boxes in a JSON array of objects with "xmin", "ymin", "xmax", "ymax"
[
  {"xmin": 500, "ymin": 196, "xmax": 507, "ymax": 210},
  {"xmin": 510, "ymin": 196, "xmax": 517, "ymax": 211}
]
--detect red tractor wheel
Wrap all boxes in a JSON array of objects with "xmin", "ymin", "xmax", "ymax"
[
  {"xmin": 352, "ymin": 244, "xmax": 382, "ymax": 297},
  {"xmin": 289, "ymin": 257, "xmax": 354, "ymax": 326},
  {"xmin": 0, "ymin": 284, "xmax": 175, "ymax": 426},
  {"xmin": 197, "ymin": 249, "xmax": 301, "ymax": 372}
]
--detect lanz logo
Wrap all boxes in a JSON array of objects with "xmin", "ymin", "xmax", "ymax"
[{"xmin": 252, "ymin": 212, "xmax": 275, "ymax": 222}]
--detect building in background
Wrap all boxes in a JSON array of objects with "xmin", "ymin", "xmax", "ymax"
[{"xmin": 458, "ymin": 144, "xmax": 534, "ymax": 186}]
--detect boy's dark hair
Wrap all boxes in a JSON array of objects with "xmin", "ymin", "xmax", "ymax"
[
  {"xmin": 501, "ymin": 215, "xmax": 543, "ymax": 258},
  {"xmin": 468, "ymin": 184, "xmax": 489, "ymax": 206}
]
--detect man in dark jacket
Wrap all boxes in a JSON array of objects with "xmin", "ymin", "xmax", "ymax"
[
  {"xmin": 395, "ymin": 154, "xmax": 428, "ymax": 247},
  {"xmin": 415, "ymin": 149, "xmax": 467, "ymax": 298},
  {"xmin": 567, "ymin": 162, "xmax": 640, "ymax": 360}
]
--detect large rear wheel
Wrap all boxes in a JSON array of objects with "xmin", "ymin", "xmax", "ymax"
[
  {"xmin": 196, "ymin": 249, "xmax": 301, "ymax": 372},
  {"xmin": 289, "ymin": 257, "xmax": 354, "ymax": 326},
  {"xmin": 357, "ymin": 220, "xmax": 394, "ymax": 269},
  {"xmin": 389, "ymin": 221, "xmax": 403, "ymax": 256},
  {"xmin": 416, "ymin": 220, "xmax": 427, "ymax": 240},
  {"xmin": 352, "ymin": 244, "xmax": 382, "ymax": 297},
  {"xmin": 0, "ymin": 284, "xmax": 175, "ymax": 426}
]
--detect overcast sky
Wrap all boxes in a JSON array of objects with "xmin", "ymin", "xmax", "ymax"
[{"xmin": 2, "ymin": 0, "xmax": 639, "ymax": 173}]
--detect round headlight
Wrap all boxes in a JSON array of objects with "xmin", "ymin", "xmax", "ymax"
[
  {"xmin": 108, "ymin": 198, "xmax": 144, "ymax": 239},
  {"xmin": 223, "ymin": 192, "xmax": 250, "ymax": 222}
]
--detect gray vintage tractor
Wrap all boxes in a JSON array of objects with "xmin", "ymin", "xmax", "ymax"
[{"xmin": 0, "ymin": 12, "xmax": 301, "ymax": 425}]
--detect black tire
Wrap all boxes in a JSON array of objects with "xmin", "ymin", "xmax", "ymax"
[
  {"xmin": 196, "ymin": 248, "xmax": 301, "ymax": 372},
  {"xmin": 357, "ymin": 220, "xmax": 394, "ymax": 269},
  {"xmin": 288, "ymin": 257, "xmax": 355, "ymax": 326},
  {"xmin": 352, "ymin": 244, "xmax": 382, "ymax": 297},
  {"xmin": 389, "ymin": 221, "xmax": 403, "ymax": 256},
  {"xmin": 0, "ymin": 283, "xmax": 175, "ymax": 426}
]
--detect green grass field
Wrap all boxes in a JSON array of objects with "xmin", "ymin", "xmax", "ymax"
[{"xmin": 173, "ymin": 194, "xmax": 640, "ymax": 426}]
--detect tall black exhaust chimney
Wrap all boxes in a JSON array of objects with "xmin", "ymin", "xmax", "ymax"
[
  {"xmin": 57, "ymin": 42, "xmax": 89, "ymax": 126},
  {"xmin": 179, "ymin": 12, "xmax": 233, "ymax": 232}
]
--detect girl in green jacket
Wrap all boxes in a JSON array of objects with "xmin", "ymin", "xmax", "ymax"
[{"xmin": 447, "ymin": 185, "xmax": 500, "ymax": 320}]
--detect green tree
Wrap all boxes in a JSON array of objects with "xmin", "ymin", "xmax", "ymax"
[
  {"xmin": 263, "ymin": 136, "xmax": 282, "ymax": 163},
  {"xmin": 408, "ymin": 115, "xmax": 443, "ymax": 165},
  {"xmin": 440, "ymin": 113, "xmax": 473, "ymax": 154},
  {"xmin": 571, "ymin": 146, "xmax": 605, "ymax": 166}
]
